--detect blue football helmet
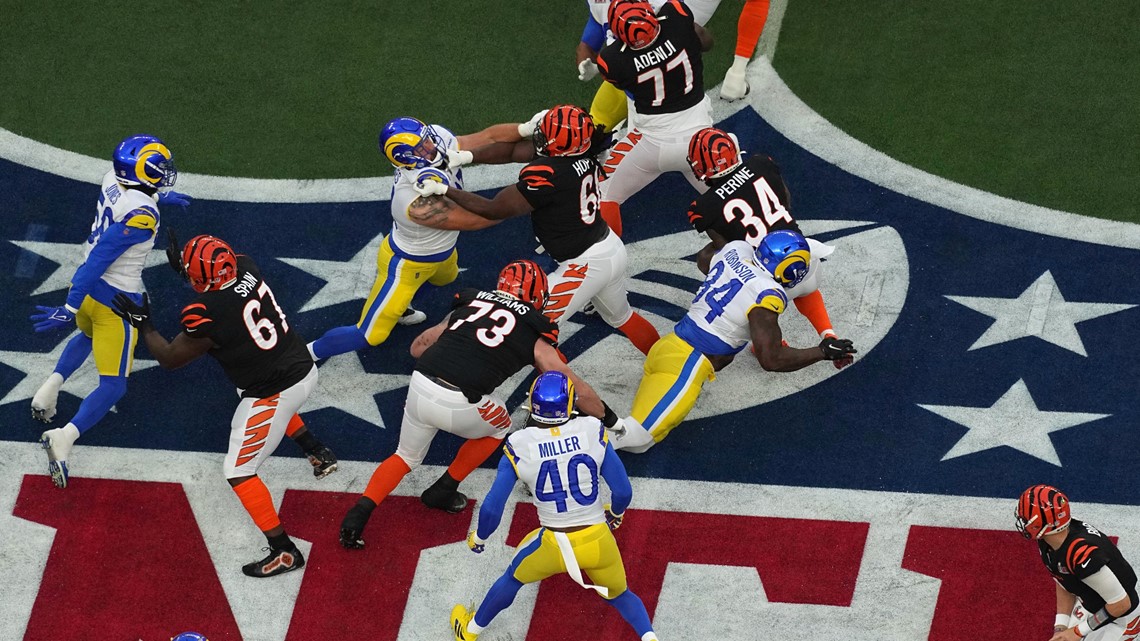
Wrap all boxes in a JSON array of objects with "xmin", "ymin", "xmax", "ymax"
[
  {"xmin": 171, "ymin": 633, "xmax": 209, "ymax": 641},
  {"xmin": 112, "ymin": 134, "xmax": 177, "ymax": 189},
  {"xmin": 529, "ymin": 371, "xmax": 575, "ymax": 425},
  {"xmin": 379, "ymin": 117, "xmax": 446, "ymax": 170},
  {"xmin": 756, "ymin": 230, "xmax": 811, "ymax": 288}
]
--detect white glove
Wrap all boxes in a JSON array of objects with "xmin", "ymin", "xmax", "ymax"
[
  {"xmin": 413, "ymin": 168, "xmax": 450, "ymax": 198},
  {"xmin": 578, "ymin": 58, "xmax": 599, "ymax": 82},
  {"xmin": 446, "ymin": 148, "xmax": 473, "ymax": 169},
  {"xmin": 517, "ymin": 109, "xmax": 549, "ymax": 138}
]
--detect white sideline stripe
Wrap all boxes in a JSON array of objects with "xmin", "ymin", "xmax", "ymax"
[{"xmin": 0, "ymin": 0, "xmax": 1137, "ymax": 245}]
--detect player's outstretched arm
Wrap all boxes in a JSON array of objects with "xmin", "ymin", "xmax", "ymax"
[
  {"xmin": 599, "ymin": 443, "xmax": 632, "ymax": 515},
  {"xmin": 111, "ymin": 293, "xmax": 213, "ymax": 369},
  {"xmin": 446, "ymin": 185, "xmax": 533, "ymax": 221},
  {"xmin": 469, "ymin": 454, "xmax": 519, "ymax": 552},
  {"xmin": 747, "ymin": 306, "xmax": 825, "ymax": 372},
  {"xmin": 533, "ymin": 340, "xmax": 606, "ymax": 418},
  {"xmin": 406, "ymin": 195, "xmax": 503, "ymax": 232}
]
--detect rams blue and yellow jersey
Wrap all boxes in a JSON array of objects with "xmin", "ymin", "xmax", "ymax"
[
  {"xmin": 389, "ymin": 125, "xmax": 464, "ymax": 260},
  {"xmin": 505, "ymin": 416, "xmax": 610, "ymax": 529}
]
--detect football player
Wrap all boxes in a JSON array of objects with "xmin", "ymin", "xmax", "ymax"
[
  {"xmin": 610, "ymin": 230, "xmax": 857, "ymax": 452},
  {"xmin": 1016, "ymin": 485, "xmax": 1140, "ymax": 641},
  {"xmin": 450, "ymin": 371, "xmax": 659, "ymax": 641},
  {"xmin": 686, "ymin": 127, "xmax": 838, "ymax": 341},
  {"xmin": 30, "ymin": 134, "xmax": 190, "ymax": 488},
  {"xmin": 594, "ymin": 0, "xmax": 714, "ymax": 236},
  {"xmin": 305, "ymin": 115, "xmax": 541, "ymax": 362},
  {"xmin": 411, "ymin": 105, "xmax": 660, "ymax": 355},
  {"xmin": 113, "ymin": 235, "xmax": 338, "ymax": 578},
  {"xmin": 339, "ymin": 260, "xmax": 624, "ymax": 550}
]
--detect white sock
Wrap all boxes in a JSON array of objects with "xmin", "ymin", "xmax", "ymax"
[
  {"xmin": 731, "ymin": 55, "xmax": 749, "ymax": 71},
  {"xmin": 642, "ymin": 632, "xmax": 659, "ymax": 641},
  {"xmin": 306, "ymin": 341, "xmax": 318, "ymax": 361},
  {"xmin": 467, "ymin": 617, "xmax": 485, "ymax": 634}
]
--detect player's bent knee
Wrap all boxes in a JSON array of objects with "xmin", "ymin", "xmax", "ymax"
[{"xmin": 393, "ymin": 450, "xmax": 424, "ymax": 469}]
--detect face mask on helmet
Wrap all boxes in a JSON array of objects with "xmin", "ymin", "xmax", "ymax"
[
  {"xmin": 1015, "ymin": 485, "xmax": 1071, "ymax": 540},
  {"xmin": 534, "ymin": 105, "xmax": 595, "ymax": 157},
  {"xmin": 112, "ymin": 134, "xmax": 178, "ymax": 191},
  {"xmin": 182, "ymin": 235, "xmax": 238, "ymax": 293},
  {"xmin": 687, "ymin": 128, "xmax": 742, "ymax": 183},
  {"xmin": 380, "ymin": 117, "xmax": 446, "ymax": 170},
  {"xmin": 529, "ymin": 371, "xmax": 575, "ymax": 425},
  {"xmin": 496, "ymin": 259, "xmax": 549, "ymax": 310},
  {"xmin": 755, "ymin": 230, "xmax": 811, "ymax": 288}
]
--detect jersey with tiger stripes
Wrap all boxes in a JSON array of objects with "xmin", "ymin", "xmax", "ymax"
[
  {"xmin": 1038, "ymin": 519, "xmax": 1139, "ymax": 615},
  {"xmin": 686, "ymin": 155, "xmax": 801, "ymax": 247},
  {"xmin": 597, "ymin": 0, "xmax": 705, "ymax": 115},
  {"xmin": 180, "ymin": 255, "xmax": 313, "ymax": 398},
  {"xmin": 517, "ymin": 155, "xmax": 609, "ymax": 262},
  {"xmin": 415, "ymin": 288, "xmax": 559, "ymax": 398}
]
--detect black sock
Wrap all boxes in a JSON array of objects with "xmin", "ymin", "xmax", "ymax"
[
  {"xmin": 430, "ymin": 472, "xmax": 460, "ymax": 492},
  {"xmin": 355, "ymin": 496, "xmax": 377, "ymax": 516},
  {"xmin": 267, "ymin": 531, "xmax": 293, "ymax": 550},
  {"xmin": 292, "ymin": 430, "xmax": 322, "ymax": 454}
]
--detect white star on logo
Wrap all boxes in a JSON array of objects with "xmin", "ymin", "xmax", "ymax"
[
  {"xmin": 919, "ymin": 379, "xmax": 1110, "ymax": 466},
  {"xmin": 946, "ymin": 271, "xmax": 1135, "ymax": 356},
  {"xmin": 303, "ymin": 351, "xmax": 408, "ymax": 428},
  {"xmin": 11, "ymin": 239, "xmax": 173, "ymax": 298},
  {"xmin": 276, "ymin": 233, "xmax": 385, "ymax": 313},
  {"xmin": 0, "ymin": 332, "xmax": 159, "ymax": 412}
]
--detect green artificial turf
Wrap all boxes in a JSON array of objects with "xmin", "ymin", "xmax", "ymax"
[
  {"xmin": 773, "ymin": 0, "xmax": 1139, "ymax": 223},
  {"xmin": 0, "ymin": 0, "xmax": 742, "ymax": 179}
]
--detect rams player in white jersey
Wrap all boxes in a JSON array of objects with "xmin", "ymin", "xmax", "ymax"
[
  {"xmin": 306, "ymin": 115, "xmax": 544, "ymax": 361},
  {"xmin": 610, "ymin": 230, "xmax": 858, "ymax": 453},
  {"xmin": 31, "ymin": 134, "xmax": 189, "ymax": 488},
  {"xmin": 451, "ymin": 371, "xmax": 659, "ymax": 641}
]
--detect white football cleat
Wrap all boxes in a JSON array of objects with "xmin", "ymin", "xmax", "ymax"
[
  {"xmin": 397, "ymin": 307, "xmax": 427, "ymax": 326},
  {"xmin": 40, "ymin": 429, "xmax": 71, "ymax": 489},
  {"xmin": 719, "ymin": 66, "xmax": 750, "ymax": 101},
  {"xmin": 31, "ymin": 373, "xmax": 63, "ymax": 423}
]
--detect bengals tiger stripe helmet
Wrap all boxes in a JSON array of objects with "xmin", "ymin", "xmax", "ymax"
[
  {"xmin": 1016, "ymin": 485, "xmax": 1072, "ymax": 540},
  {"xmin": 182, "ymin": 235, "xmax": 238, "ymax": 293},
  {"xmin": 497, "ymin": 259, "xmax": 549, "ymax": 310},
  {"xmin": 608, "ymin": 0, "xmax": 660, "ymax": 50},
  {"xmin": 687, "ymin": 128, "xmax": 743, "ymax": 183},
  {"xmin": 533, "ymin": 105, "xmax": 595, "ymax": 157}
]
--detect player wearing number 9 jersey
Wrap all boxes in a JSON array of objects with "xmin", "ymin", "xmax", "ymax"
[
  {"xmin": 113, "ymin": 235, "xmax": 338, "ymax": 578},
  {"xmin": 414, "ymin": 105, "xmax": 660, "ymax": 356},
  {"xmin": 340, "ymin": 260, "xmax": 619, "ymax": 551},
  {"xmin": 610, "ymin": 232, "xmax": 857, "ymax": 453},
  {"xmin": 450, "ymin": 371, "xmax": 660, "ymax": 641}
]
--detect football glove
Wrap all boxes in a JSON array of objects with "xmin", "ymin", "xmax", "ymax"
[
  {"xmin": 605, "ymin": 504, "xmax": 624, "ymax": 531},
  {"xmin": 467, "ymin": 531, "xmax": 486, "ymax": 554},
  {"xmin": 819, "ymin": 336, "xmax": 857, "ymax": 360},
  {"xmin": 413, "ymin": 179, "xmax": 449, "ymax": 198},
  {"xmin": 158, "ymin": 190, "xmax": 192, "ymax": 208},
  {"xmin": 445, "ymin": 148, "xmax": 474, "ymax": 169},
  {"xmin": 111, "ymin": 293, "xmax": 152, "ymax": 330},
  {"xmin": 517, "ymin": 109, "xmax": 549, "ymax": 139},
  {"xmin": 30, "ymin": 304, "xmax": 77, "ymax": 332},
  {"xmin": 166, "ymin": 227, "xmax": 187, "ymax": 279},
  {"xmin": 578, "ymin": 59, "xmax": 600, "ymax": 82}
]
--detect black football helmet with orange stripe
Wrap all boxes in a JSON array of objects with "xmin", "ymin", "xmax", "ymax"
[
  {"xmin": 608, "ymin": 0, "xmax": 660, "ymax": 50},
  {"xmin": 1016, "ymin": 484, "xmax": 1072, "ymax": 539},
  {"xmin": 182, "ymin": 235, "xmax": 238, "ymax": 293},
  {"xmin": 497, "ymin": 259, "xmax": 549, "ymax": 310},
  {"xmin": 687, "ymin": 127, "xmax": 743, "ymax": 183},
  {"xmin": 533, "ymin": 105, "xmax": 595, "ymax": 157}
]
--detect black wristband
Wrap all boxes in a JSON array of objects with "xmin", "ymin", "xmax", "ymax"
[{"xmin": 601, "ymin": 402, "xmax": 619, "ymax": 428}]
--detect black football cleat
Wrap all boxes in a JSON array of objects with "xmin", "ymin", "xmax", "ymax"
[
  {"xmin": 242, "ymin": 545, "xmax": 305, "ymax": 578},
  {"xmin": 339, "ymin": 504, "xmax": 370, "ymax": 550},
  {"xmin": 306, "ymin": 446, "xmax": 338, "ymax": 479},
  {"xmin": 421, "ymin": 486, "xmax": 468, "ymax": 514}
]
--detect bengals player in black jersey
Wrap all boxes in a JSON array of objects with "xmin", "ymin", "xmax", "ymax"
[
  {"xmin": 1016, "ymin": 485, "xmax": 1140, "ymax": 641},
  {"xmin": 687, "ymin": 127, "xmax": 842, "ymax": 344},
  {"xmin": 411, "ymin": 105, "xmax": 660, "ymax": 356},
  {"xmin": 113, "ymin": 234, "xmax": 337, "ymax": 578},
  {"xmin": 339, "ymin": 259, "xmax": 624, "ymax": 550},
  {"xmin": 593, "ymin": 0, "xmax": 714, "ymax": 237}
]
